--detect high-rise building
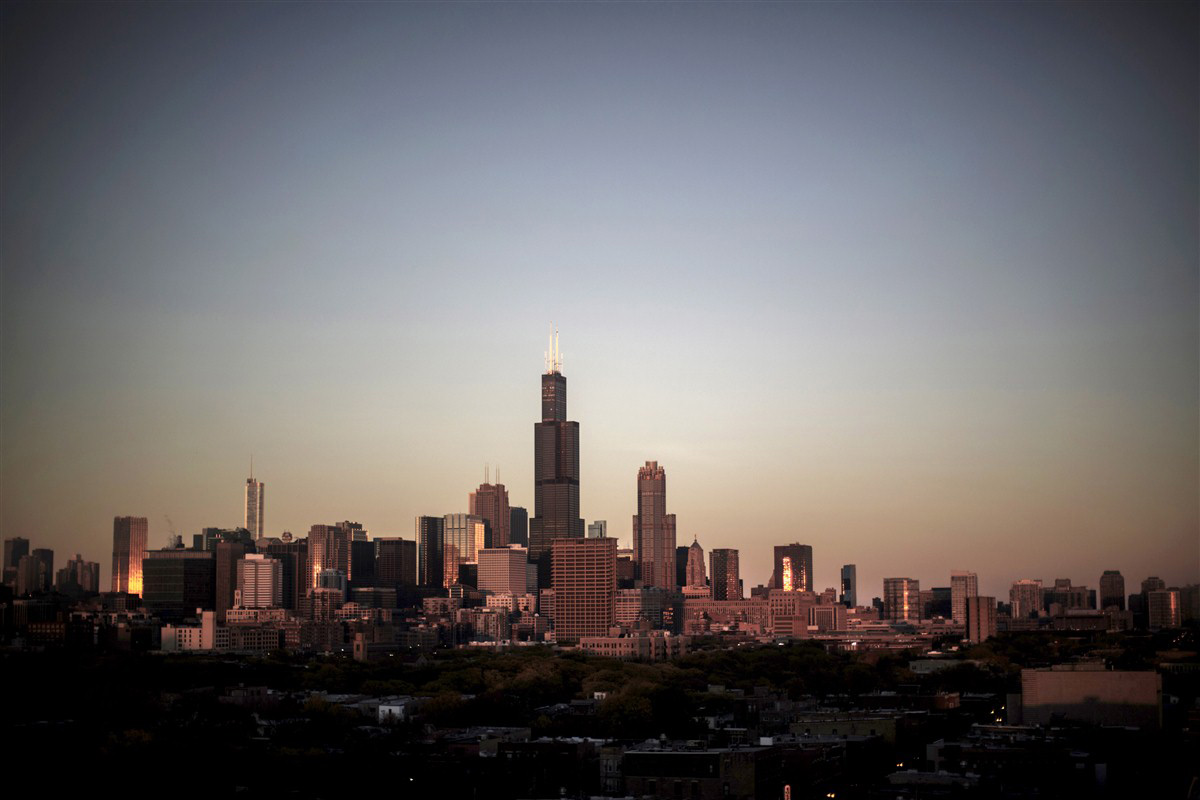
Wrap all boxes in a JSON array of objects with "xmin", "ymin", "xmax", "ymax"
[
  {"xmin": 478, "ymin": 546, "xmax": 529, "ymax": 596},
  {"xmin": 16, "ymin": 555, "xmax": 45, "ymax": 595},
  {"xmin": 112, "ymin": 516, "xmax": 149, "ymax": 595},
  {"xmin": 1148, "ymin": 589, "xmax": 1181, "ymax": 629},
  {"xmin": 840, "ymin": 564, "xmax": 857, "ymax": 607},
  {"xmin": 374, "ymin": 538, "xmax": 417, "ymax": 590},
  {"xmin": 470, "ymin": 477, "xmax": 511, "ymax": 548},
  {"xmin": 306, "ymin": 522, "xmax": 356, "ymax": 592},
  {"xmin": 966, "ymin": 596, "xmax": 997, "ymax": 643},
  {"xmin": 772, "ymin": 544, "xmax": 813, "ymax": 592},
  {"xmin": 509, "ymin": 507, "xmax": 529, "ymax": 547},
  {"xmin": 245, "ymin": 464, "xmax": 265, "ymax": 539},
  {"xmin": 142, "ymin": 549, "xmax": 216, "ymax": 621},
  {"xmin": 1010, "ymin": 579, "xmax": 1043, "ymax": 619},
  {"xmin": 416, "ymin": 516, "xmax": 445, "ymax": 588},
  {"xmin": 3, "ymin": 536, "xmax": 29, "ymax": 588},
  {"xmin": 56, "ymin": 554, "xmax": 100, "ymax": 594},
  {"xmin": 685, "ymin": 537, "xmax": 706, "ymax": 588},
  {"xmin": 261, "ymin": 538, "xmax": 306, "ymax": 611},
  {"xmin": 1099, "ymin": 570, "xmax": 1126, "ymax": 610},
  {"xmin": 951, "ymin": 571, "xmax": 978, "ymax": 625},
  {"xmin": 215, "ymin": 540, "xmax": 248, "ymax": 622},
  {"xmin": 883, "ymin": 577, "xmax": 921, "ymax": 622},
  {"xmin": 236, "ymin": 553, "xmax": 282, "ymax": 608},
  {"xmin": 632, "ymin": 461, "xmax": 677, "ymax": 589},
  {"xmin": 710, "ymin": 548, "xmax": 741, "ymax": 601},
  {"xmin": 529, "ymin": 331, "xmax": 584, "ymax": 586},
  {"xmin": 30, "ymin": 548, "xmax": 53, "ymax": 593},
  {"xmin": 443, "ymin": 513, "xmax": 486, "ymax": 589},
  {"xmin": 587, "ymin": 520, "xmax": 607, "ymax": 539},
  {"xmin": 551, "ymin": 537, "xmax": 616, "ymax": 641}
]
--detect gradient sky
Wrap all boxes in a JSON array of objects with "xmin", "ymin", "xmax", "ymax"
[{"xmin": 2, "ymin": 2, "xmax": 1196, "ymax": 600}]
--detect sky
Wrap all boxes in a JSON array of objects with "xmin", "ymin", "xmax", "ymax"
[{"xmin": 2, "ymin": 2, "xmax": 1196, "ymax": 600}]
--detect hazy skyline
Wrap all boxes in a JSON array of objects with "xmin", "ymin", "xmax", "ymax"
[{"xmin": 2, "ymin": 2, "xmax": 1196, "ymax": 599}]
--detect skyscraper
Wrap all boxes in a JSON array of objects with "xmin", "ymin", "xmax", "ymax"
[
  {"xmin": 587, "ymin": 520, "xmax": 607, "ymax": 539},
  {"xmin": 551, "ymin": 536, "xmax": 616, "ymax": 642},
  {"xmin": 685, "ymin": 537, "xmax": 706, "ymax": 588},
  {"xmin": 442, "ymin": 513, "xmax": 486, "ymax": 589},
  {"xmin": 632, "ymin": 461, "xmax": 677, "ymax": 589},
  {"xmin": 306, "ymin": 522, "xmax": 355, "ymax": 592},
  {"xmin": 1010, "ymin": 579, "xmax": 1043, "ymax": 619},
  {"xmin": 478, "ymin": 546, "xmax": 529, "ymax": 596},
  {"xmin": 469, "ymin": 475, "xmax": 511, "ymax": 548},
  {"xmin": 509, "ymin": 507, "xmax": 529, "ymax": 547},
  {"xmin": 1100, "ymin": 570, "xmax": 1126, "ymax": 610},
  {"xmin": 374, "ymin": 537, "xmax": 417, "ymax": 590},
  {"xmin": 245, "ymin": 464, "xmax": 265, "ymax": 539},
  {"xmin": 529, "ymin": 330, "xmax": 583, "ymax": 586},
  {"xmin": 883, "ymin": 577, "xmax": 921, "ymax": 622},
  {"xmin": 840, "ymin": 564, "xmax": 857, "ymax": 608},
  {"xmin": 237, "ymin": 553, "xmax": 282, "ymax": 608},
  {"xmin": 772, "ymin": 543, "xmax": 813, "ymax": 592},
  {"xmin": 710, "ymin": 548, "xmax": 741, "ymax": 601},
  {"xmin": 951, "ymin": 571, "xmax": 978, "ymax": 625},
  {"xmin": 112, "ymin": 516, "xmax": 148, "ymax": 595},
  {"xmin": 416, "ymin": 515, "xmax": 445, "ymax": 588},
  {"xmin": 966, "ymin": 596, "xmax": 997, "ymax": 643}
]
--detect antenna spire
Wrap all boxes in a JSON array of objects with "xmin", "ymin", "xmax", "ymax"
[
  {"xmin": 485, "ymin": 463, "xmax": 490, "ymax": 485},
  {"xmin": 250, "ymin": 455, "xmax": 253, "ymax": 480}
]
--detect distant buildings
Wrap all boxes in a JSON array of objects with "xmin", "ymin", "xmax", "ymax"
[
  {"xmin": 1148, "ymin": 589, "xmax": 1181, "ymax": 629},
  {"xmin": 478, "ymin": 546, "xmax": 529, "ymax": 596},
  {"xmin": 237, "ymin": 553, "xmax": 282, "ymax": 608},
  {"xmin": 509, "ymin": 506, "xmax": 529, "ymax": 547},
  {"xmin": 951, "ymin": 571, "xmax": 978, "ymax": 625},
  {"xmin": 374, "ymin": 537, "xmax": 417, "ymax": 590},
  {"xmin": 415, "ymin": 516, "xmax": 444, "ymax": 588},
  {"xmin": 685, "ymin": 537, "xmax": 706, "ymax": 588},
  {"xmin": 587, "ymin": 520, "xmax": 607, "ymax": 539},
  {"xmin": 112, "ymin": 516, "xmax": 148, "ymax": 595},
  {"xmin": 307, "ymin": 522, "xmax": 357, "ymax": 592}
]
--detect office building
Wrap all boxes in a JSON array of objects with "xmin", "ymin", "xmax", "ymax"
[
  {"xmin": 237, "ymin": 553, "xmax": 282, "ymax": 608},
  {"xmin": 374, "ymin": 537, "xmax": 417, "ymax": 590},
  {"xmin": 1148, "ymin": 589, "xmax": 1181, "ymax": 628},
  {"xmin": 685, "ymin": 537, "xmax": 706, "ymax": 588},
  {"xmin": 416, "ymin": 515, "xmax": 445, "ymax": 588},
  {"xmin": 509, "ymin": 506, "xmax": 529, "ymax": 547},
  {"xmin": 1010, "ymin": 579, "xmax": 1043, "ymax": 619},
  {"xmin": 883, "ymin": 577, "xmax": 921, "ymax": 622},
  {"xmin": 350, "ymin": 538, "xmax": 376, "ymax": 588},
  {"xmin": 142, "ymin": 549, "xmax": 216, "ymax": 621},
  {"xmin": 470, "ymin": 475, "xmax": 511, "ymax": 548},
  {"xmin": 966, "ymin": 595, "xmax": 997, "ymax": 643},
  {"xmin": 443, "ymin": 513, "xmax": 486, "ymax": 589},
  {"xmin": 478, "ymin": 546, "xmax": 529, "ymax": 596},
  {"xmin": 840, "ymin": 564, "xmax": 857, "ymax": 607},
  {"xmin": 551, "ymin": 537, "xmax": 616, "ymax": 642},
  {"xmin": 1099, "ymin": 570, "xmax": 1125, "ymax": 610},
  {"xmin": 56, "ymin": 554, "xmax": 100, "ymax": 594},
  {"xmin": 261, "ymin": 538, "xmax": 306, "ymax": 611},
  {"xmin": 29, "ymin": 548, "xmax": 53, "ymax": 593},
  {"xmin": 16, "ymin": 555, "xmax": 45, "ymax": 595},
  {"xmin": 245, "ymin": 465, "xmax": 264, "ymax": 539},
  {"xmin": 3, "ymin": 536, "xmax": 29, "ymax": 588},
  {"xmin": 772, "ymin": 543, "xmax": 813, "ymax": 592},
  {"xmin": 307, "ymin": 522, "xmax": 356, "ymax": 592},
  {"xmin": 951, "ymin": 571, "xmax": 978, "ymax": 624},
  {"xmin": 710, "ymin": 548, "xmax": 741, "ymax": 601},
  {"xmin": 215, "ymin": 540, "xmax": 248, "ymax": 622},
  {"xmin": 632, "ymin": 461, "xmax": 677, "ymax": 589},
  {"xmin": 112, "ymin": 516, "xmax": 149, "ymax": 595},
  {"xmin": 587, "ymin": 520, "xmax": 607, "ymax": 539},
  {"xmin": 529, "ymin": 330, "xmax": 584, "ymax": 586}
]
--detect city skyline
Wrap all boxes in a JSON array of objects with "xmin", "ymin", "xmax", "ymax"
[{"xmin": 1, "ymin": 3, "xmax": 1196, "ymax": 601}]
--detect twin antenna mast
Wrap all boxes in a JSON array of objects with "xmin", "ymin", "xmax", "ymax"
[{"xmin": 544, "ymin": 324, "xmax": 562, "ymax": 374}]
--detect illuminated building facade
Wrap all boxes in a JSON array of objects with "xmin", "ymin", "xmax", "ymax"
[
  {"xmin": 469, "ymin": 477, "xmax": 511, "ymax": 548},
  {"xmin": 306, "ymin": 522, "xmax": 356, "ymax": 592},
  {"xmin": 710, "ymin": 548, "xmax": 741, "ymax": 601},
  {"xmin": 632, "ymin": 461, "xmax": 677, "ymax": 589},
  {"xmin": 112, "ymin": 515, "xmax": 148, "ymax": 595},
  {"xmin": 883, "ymin": 577, "xmax": 921, "ymax": 622},
  {"xmin": 772, "ymin": 543, "xmax": 812, "ymax": 592},
  {"xmin": 237, "ymin": 553, "xmax": 282, "ymax": 608},
  {"xmin": 442, "ymin": 513, "xmax": 486, "ymax": 589}
]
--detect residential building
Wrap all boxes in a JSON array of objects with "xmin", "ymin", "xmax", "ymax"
[
  {"xmin": 236, "ymin": 553, "xmax": 282, "ymax": 608},
  {"xmin": 951, "ymin": 571, "xmax": 978, "ymax": 625},
  {"xmin": 551, "ymin": 536, "xmax": 616, "ymax": 642},
  {"xmin": 1009, "ymin": 579, "xmax": 1043, "ymax": 620},
  {"xmin": 966, "ymin": 595, "xmax": 997, "ymax": 643}
]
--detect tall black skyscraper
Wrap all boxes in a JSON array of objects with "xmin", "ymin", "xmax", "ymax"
[{"xmin": 530, "ymin": 330, "xmax": 583, "ymax": 586}]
